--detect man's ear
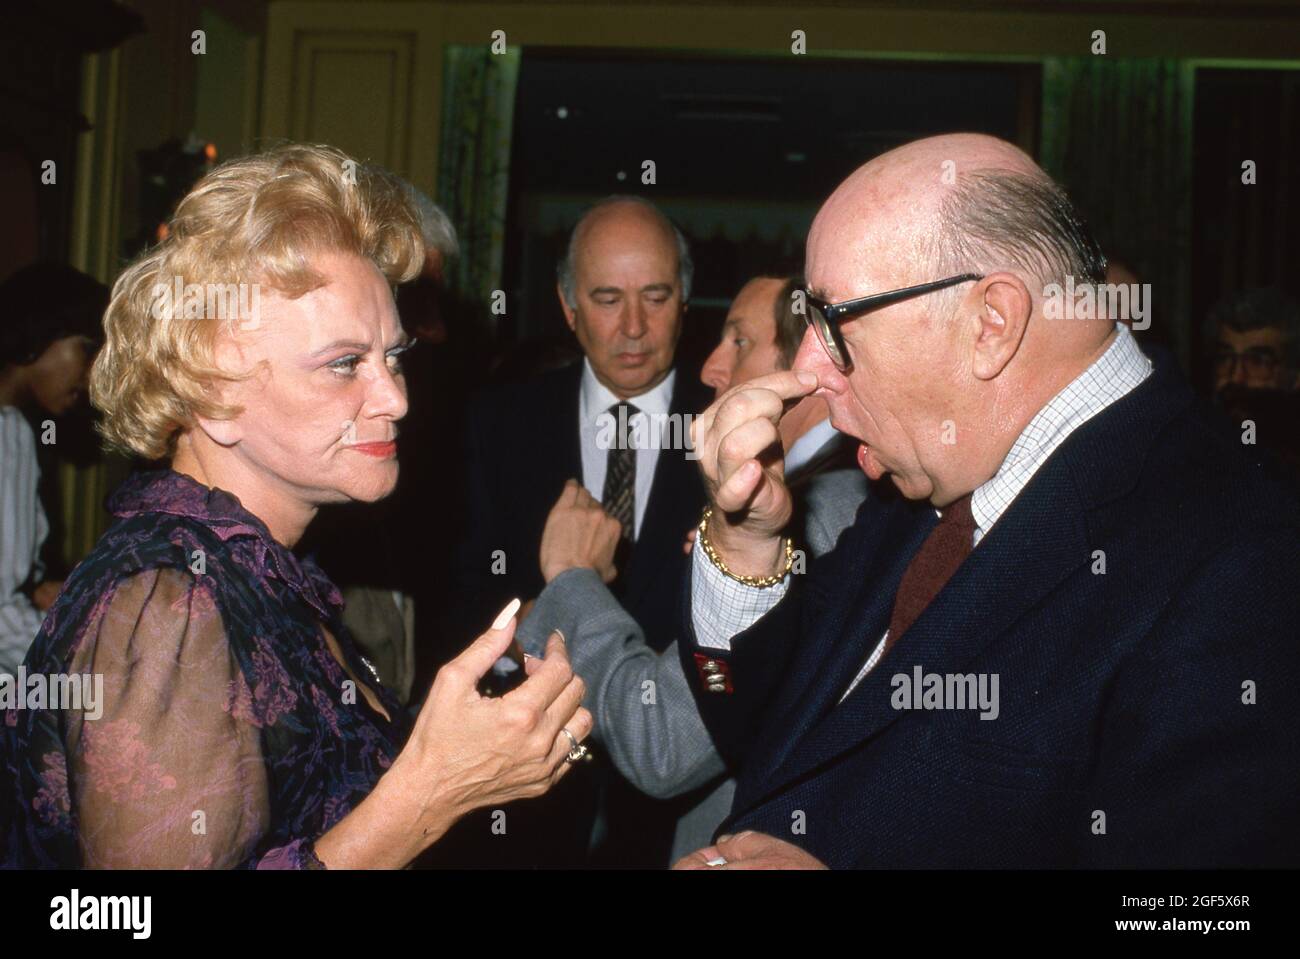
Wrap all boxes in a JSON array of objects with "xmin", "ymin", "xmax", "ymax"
[
  {"xmin": 971, "ymin": 272, "xmax": 1031, "ymax": 381},
  {"xmin": 556, "ymin": 282, "xmax": 577, "ymax": 333}
]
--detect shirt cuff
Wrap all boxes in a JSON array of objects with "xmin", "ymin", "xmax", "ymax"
[{"xmin": 689, "ymin": 535, "xmax": 789, "ymax": 651}]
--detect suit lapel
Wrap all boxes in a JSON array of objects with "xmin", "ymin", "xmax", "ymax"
[
  {"xmin": 731, "ymin": 352, "xmax": 1196, "ymax": 819},
  {"xmin": 743, "ymin": 499, "xmax": 934, "ymax": 790},
  {"xmin": 758, "ymin": 454, "xmax": 1091, "ymax": 800},
  {"xmin": 536, "ymin": 362, "xmax": 583, "ymax": 494}
]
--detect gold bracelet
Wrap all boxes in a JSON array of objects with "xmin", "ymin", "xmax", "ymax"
[{"xmin": 696, "ymin": 507, "xmax": 794, "ymax": 588}]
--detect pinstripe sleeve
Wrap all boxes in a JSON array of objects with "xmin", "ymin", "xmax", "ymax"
[{"xmin": 0, "ymin": 407, "xmax": 49, "ymax": 672}]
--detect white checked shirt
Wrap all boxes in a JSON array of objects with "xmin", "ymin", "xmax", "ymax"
[
  {"xmin": 691, "ymin": 322, "xmax": 1153, "ymax": 701},
  {"xmin": 578, "ymin": 359, "xmax": 676, "ymax": 540}
]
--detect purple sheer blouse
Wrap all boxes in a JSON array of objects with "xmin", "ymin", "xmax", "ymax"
[{"xmin": 3, "ymin": 468, "xmax": 412, "ymax": 868}]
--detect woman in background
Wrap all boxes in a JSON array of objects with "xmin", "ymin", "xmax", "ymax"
[
  {"xmin": 3, "ymin": 143, "xmax": 591, "ymax": 868},
  {"xmin": 0, "ymin": 263, "xmax": 105, "ymax": 674}
]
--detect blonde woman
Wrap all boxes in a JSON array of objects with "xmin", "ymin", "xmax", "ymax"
[{"xmin": 3, "ymin": 144, "xmax": 591, "ymax": 868}]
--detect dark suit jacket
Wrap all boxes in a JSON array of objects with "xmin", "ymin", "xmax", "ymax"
[
  {"xmin": 679, "ymin": 352, "xmax": 1300, "ymax": 868},
  {"xmin": 435, "ymin": 361, "xmax": 709, "ymax": 866},
  {"xmin": 452, "ymin": 361, "xmax": 709, "ymax": 652}
]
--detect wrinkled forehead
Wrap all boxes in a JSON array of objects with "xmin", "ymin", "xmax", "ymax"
[
  {"xmin": 806, "ymin": 210, "xmax": 916, "ymax": 302},
  {"xmin": 230, "ymin": 255, "xmax": 401, "ymax": 352},
  {"xmin": 806, "ymin": 148, "xmax": 960, "ymax": 301}
]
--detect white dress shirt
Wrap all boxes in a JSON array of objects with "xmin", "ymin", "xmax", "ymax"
[
  {"xmin": 690, "ymin": 322, "xmax": 1154, "ymax": 701},
  {"xmin": 0, "ymin": 406, "xmax": 50, "ymax": 673},
  {"xmin": 578, "ymin": 359, "xmax": 677, "ymax": 540}
]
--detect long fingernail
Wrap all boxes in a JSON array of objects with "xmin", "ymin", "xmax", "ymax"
[
  {"xmin": 551, "ymin": 629, "xmax": 566, "ymax": 644},
  {"xmin": 492, "ymin": 598, "xmax": 521, "ymax": 631}
]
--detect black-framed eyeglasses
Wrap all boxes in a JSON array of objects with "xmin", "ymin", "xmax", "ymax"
[
  {"xmin": 801, "ymin": 273, "xmax": 983, "ymax": 371},
  {"xmin": 1213, "ymin": 345, "xmax": 1281, "ymax": 378}
]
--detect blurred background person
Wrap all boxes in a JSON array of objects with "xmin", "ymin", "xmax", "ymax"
[
  {"xmin": 1208, "ymin": 286, "xmax": 1299, "ymax": 395},
  {"xmin": 0, "ymin": 262, "xmax": 106, "ymax": 673},
  {"xmin": 1207, "ymin": 286, "xmax": 1300, "ymax": 485},
  {"xmin": 514, "ymin": 270, "xmax": 870, "ymax": 866},
  {"xmin": 442, "ymin": 195, "xmax": 710, "ymax": 867},
  {"xmin": 701, "ymin": 273, "xmax": 864, "ymax": 542}
]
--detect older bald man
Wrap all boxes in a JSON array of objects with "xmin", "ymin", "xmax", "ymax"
[
  {"xmin": 450, "ymin": 195, "xmax": 710, "ymax": 866},
  {"xmin": 673, "ymin": 134, "xmax": 1300, "ymax": 869}
]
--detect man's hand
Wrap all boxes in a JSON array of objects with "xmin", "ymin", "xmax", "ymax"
[
  {"xmin": 539, "ymin": 479, "xmax": 622, "ymax": 584},
  {"xmin": 690, "ymin": 370, "xmax": 818, "ymax": 577},
  {"xmin": 672, "ymin": 831, "xmax": 829, "ymax": 870}
]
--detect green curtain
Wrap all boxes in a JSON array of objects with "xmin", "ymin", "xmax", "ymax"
[
  {"xmin": 436, "ymin": 45, "xmax": 521, "ymax": 328},
  {"xmin": 1040, "ymin": 57, "xmax": 1195, "ymax": 366}
]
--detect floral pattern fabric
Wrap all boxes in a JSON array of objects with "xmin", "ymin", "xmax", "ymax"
[{"xmin": 2, "ymin": 469, "xmax": 412, "ymax": 868}]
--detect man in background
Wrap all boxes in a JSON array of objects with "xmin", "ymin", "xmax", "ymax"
[
  {"xmin": 515, "ymin": 271, "xmax": 868, "ymax": 864},
  {"xmin": 1207, "ymin": 286, "xmax": 1300, "ymax": 484},
  {"xmin": 1208, "ymin": 286, "xmax": 1299, "ymax": 395},
  {"xmin": 445, "ymin": 196, "xmax": 710, "ymax": 866}
]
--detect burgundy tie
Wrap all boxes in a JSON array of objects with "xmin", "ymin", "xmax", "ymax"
[{"xmin": 884, "ymin": 493, "xmax": 976, "ymax": 653}]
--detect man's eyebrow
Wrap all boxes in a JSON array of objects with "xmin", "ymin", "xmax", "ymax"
[
  {"xmin": 589, "ymin": 286, "xmax": 623, "ymax": 297},
  {"xmin": 640, "ymin": 283, "xmax": 674, "ymax": 294}
]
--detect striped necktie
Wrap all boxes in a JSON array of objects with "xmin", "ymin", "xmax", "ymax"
[{"xmin": 602, "ymin": 402, "xmax": 638, "ymax": 542}]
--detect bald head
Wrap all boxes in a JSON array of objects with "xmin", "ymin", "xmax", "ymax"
[
  {"xmin": 557, "ymin": 197, "xmax": 691, "ymax": 398},
  {"xmin": 809, "ymin": 134, "xmax": 1099, "ymax": 296},
  {"xmin": 795, "ymin": 133, "xmax": 1115, "ymax": 506}
]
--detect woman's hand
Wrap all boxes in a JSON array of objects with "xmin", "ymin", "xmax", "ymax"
[
  {"xmin": 313, "ymin": 600, "xmax": 592, "ymax": 868},
  {"xmin": 407, "ymin": 613, "xmax": 591, "ymax": 816},
  {"xmin": 539, "ymin": 479, "xmax": 622, "ymax": 583}
]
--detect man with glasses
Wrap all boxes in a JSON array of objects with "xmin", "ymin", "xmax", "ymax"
[
  {"xmin": 1208, "ymin": 286, "xmax": 1299, "ymax": 395},
  {"xmin": 512, "ymin": 272, "xmax": 868, "ymax": 866},
  {"xmin": 672, "ymin": 133, "xmax": 1300, "ymax": 869}
]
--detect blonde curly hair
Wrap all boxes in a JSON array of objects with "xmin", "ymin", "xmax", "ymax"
[{"xmin": 90, "ymin": 142, "xmax": 425, "ymax": 460}]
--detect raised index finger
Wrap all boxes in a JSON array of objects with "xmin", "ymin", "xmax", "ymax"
[{"xmin": 700, "ymin": 369, "xmax": 819, "ymax": 440}]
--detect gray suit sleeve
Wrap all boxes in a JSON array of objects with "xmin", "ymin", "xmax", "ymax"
[
  {"xmin": 516, "ymin": 568, "xmax": 726, "ymax": 799},
  {"xmin": 802, "ymin": 469, "xmax": 869, "ymax": 558}
]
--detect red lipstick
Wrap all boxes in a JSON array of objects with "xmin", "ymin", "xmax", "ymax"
[{"xmin": 348, "ymin": 441, "xmax": 397, "ymax": 458}]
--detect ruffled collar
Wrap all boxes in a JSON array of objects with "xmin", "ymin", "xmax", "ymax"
[{"xmin": 107, "ymin": 468, "xmax": 344, "ymax": 620}]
